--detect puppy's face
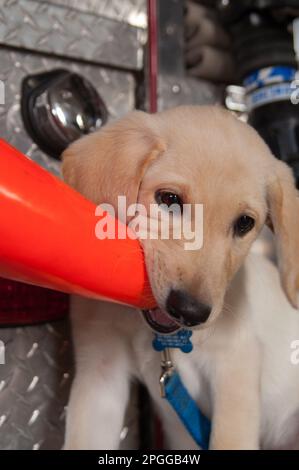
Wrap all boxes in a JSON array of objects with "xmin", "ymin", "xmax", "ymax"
[
  {"xmin": 62, "ymin": 106, "xmax": 299, "ymax": 334},
  {"xmin": 138, "ymin": 111, "xmax": 268, "ymax": 332}
]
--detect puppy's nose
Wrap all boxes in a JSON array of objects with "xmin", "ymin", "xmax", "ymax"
[{"xmin": 166, "ymin": 289, "xmax": 211, "ymax": 327}]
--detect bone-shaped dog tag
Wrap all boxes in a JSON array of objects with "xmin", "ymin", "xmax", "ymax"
[{"xmin": 153, "ymin": 330, "xmax": 193, "ymax": 353}]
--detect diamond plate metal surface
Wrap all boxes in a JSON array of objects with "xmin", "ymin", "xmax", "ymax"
[
  {"xmin": 0, "ymin": 318, "xmax": 141, "ymax": 449},
  {"xmin": 0, "ymin": 321, "xmax": 73, "ymax": 449},
  {"xmin": 43, "ymin": 0, "xmax": 147, "ymax": 28},
  {"xmin": 0, "ymin": 319, "xmax": 141, "ymax": 449},
  {"xmin": 0, "ymin": 48, "xmax": 135, "ymax": 175},
  {"xmin": 0, "ymin": 0, "xmax": 144, "ymax": 70}
]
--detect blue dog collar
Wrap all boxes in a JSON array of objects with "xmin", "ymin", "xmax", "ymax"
[
  {"xmin": 163, "ymin": 370, "xmax": 211, "ymax": 450},
  {"xmin": 154, "ymin": 329, "xmax": 211, "ymax": 450}
]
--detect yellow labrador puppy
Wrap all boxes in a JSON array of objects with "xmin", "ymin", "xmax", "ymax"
[{"xmin": 62, "ymin": 106, "xmax": 299, "ymax": 450}]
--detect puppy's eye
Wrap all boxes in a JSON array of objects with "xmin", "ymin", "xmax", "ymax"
[
  {"xmin": 233, "ymin": 215, "xmax": 255, "ymax": 237},
  {"xmin": 155, "ymin": 191, "xmax": 183, "ymax": 210}
]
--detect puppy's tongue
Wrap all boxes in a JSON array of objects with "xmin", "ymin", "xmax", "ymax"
[{"xmin": 141, "ymin": 307, "xmax": 181, "ymax": 334}]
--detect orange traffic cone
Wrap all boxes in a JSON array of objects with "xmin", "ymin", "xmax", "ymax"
[{"xmin": 0, "ymin": 139, "xmax": 155, "ymax": 309}]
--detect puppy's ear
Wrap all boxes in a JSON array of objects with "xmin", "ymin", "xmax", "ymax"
[
  {"xmin": 266, "ymin": 160, "xmax": 299, "ymax": 308},
  {"xmin": 62, "ymin": 111, "xmax": 165, "ymax": 210}
]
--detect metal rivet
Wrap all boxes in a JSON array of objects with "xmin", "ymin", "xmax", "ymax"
[
  {"xmin": 166, "ymin": 24, "xmax": 175, "ymax": 35},
  {"xmin": 250, "ymin": 13, "xmax": 261, "ymax": 26},
  {"xmin": 172, "ymin": 84, "xmax": 181, "ymax": 94}
]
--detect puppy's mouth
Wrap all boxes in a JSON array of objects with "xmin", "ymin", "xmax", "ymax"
[{"xmin": 141, "ymin": 307, "xmax": 181, "ymax": 334}]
